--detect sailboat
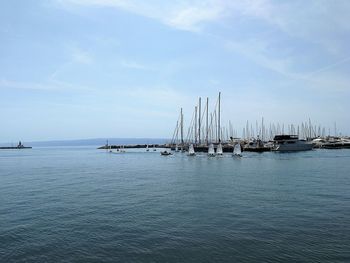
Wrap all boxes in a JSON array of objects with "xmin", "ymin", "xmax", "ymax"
[
  {"xmin": 233, "ymin": 143, "xmax": 242, "ymax": 157},
  {"xmin": 208, "ymin": 143, "xmax": 216, "ymax": 157},
  {"xmin": 188, "ymin": 144, "xmax": 195, "ymax": 156},
  {"xmin": 146, "ymin": 145, "xmax": 149, "ymax": 152},
  {"xmin": 109, "ymin": 145, "xmax": 113, "ymax": 153},
  {"xmin": 175, "ymin": 144, "xmax": 179, "ymax": 152},
  {"xmin": 153, "ymin": 145, "xmax": 156, "ymax": 151},
  {"xmin": 217, "ymin": 143, "xmax": 223, "ymax": 155}
]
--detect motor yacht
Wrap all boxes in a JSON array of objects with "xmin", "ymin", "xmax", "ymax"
[{"xmin": 272, "ymin": 135, "xmax": 313, "ymax": 152}]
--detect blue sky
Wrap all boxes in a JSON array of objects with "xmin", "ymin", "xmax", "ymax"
[{"xmin": 1, "ymin": 0, "xmax": 349, "ymax": 141}]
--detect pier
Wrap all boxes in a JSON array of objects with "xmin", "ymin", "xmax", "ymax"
[
  {"xmin": 0, "ymin": 141, "xmax": 32, "ymax": 150},
  {"xmin": 98, "ymin": 144, "xmax": 170, "ymax": 150}
]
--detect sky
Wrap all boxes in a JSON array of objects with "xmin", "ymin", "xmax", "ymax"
[{"xmin": 1, "ymin": 0, "xmax": 350, "ymax": 142}]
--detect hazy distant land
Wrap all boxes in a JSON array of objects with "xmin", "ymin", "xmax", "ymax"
[{"xmin": 0, "ymin": 138, "xmax": 169, "ymax": 148}]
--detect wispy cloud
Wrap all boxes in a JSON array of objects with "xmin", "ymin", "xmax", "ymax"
[
  {"xmin": 120, "ymin": 60, "xmax": 155, "ymax": 71},
  {"xmin": 70, "ymin": 46, "xmax": 93, "ymax": 64},
  {"xmin": 55, "ymin": 0, "xmax": 350, "ymax": 42},
  {"xmin": 49, "ymin": 44, "xmax": 93, "ymax": 79},
  {"xmin": 0, "ymin": 79, "xmax": 56, "ymax": 91},
  {"xmin": 55, "ymin": 0, "xmax": 227, "ymax": 32},
  {"xmin": 225, "ymin": 38, "xmax": 296, "ymax": 78},
  {"xmin": 0, "ymin": 79, "xmax": 94, "ymax": 92},
  {"xmin": 166, "ymin": 2, "xmax": 224, "ymax": 32},
  {"xmin": 54, "ymin": 1, "xmax": 350, "ymax": 92}
]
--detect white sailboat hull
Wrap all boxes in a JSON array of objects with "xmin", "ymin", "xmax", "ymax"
[
  {"xmin": 188, "ymin": 144, "xmax": 196, "ymax": 156},
  {"xmin": 208, "ymin": 144, "xmax": 216, "ymax": 157},
  {"xmin": 233, "ymin": 143, "xmax": 242, "ymax": 157}
]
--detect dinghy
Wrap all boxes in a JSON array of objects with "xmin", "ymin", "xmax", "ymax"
[
  {"xmin": 208, "ymin": 143, "xmax": 216, "ymax": 157},
  {"xmin": 217, "ymin": 143, "xmax": 223, "ymax": 156},
  {"xmin": 233, "ymin": 143, "xmax": 242, "ymax": 157},
  {"xmin": 188, "ymin": 144, "xmax": 195, "ymax": 156},
  {"xmin": 160, "ymin": 150, "xmax": 172, "ymax": 156}
]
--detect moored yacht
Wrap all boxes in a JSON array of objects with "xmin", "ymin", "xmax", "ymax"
[
  {"xmin": 272, "ymin": 135, "xmax": 313, "ymax": 152},
  {"xmin": 321, "ymin": 138, "xmax": 350, "ymax": 149}
]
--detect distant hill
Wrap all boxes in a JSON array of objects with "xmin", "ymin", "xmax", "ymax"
[{"xmin": 1, "ymin": 138, "xmax": 169, "ymax": 147}]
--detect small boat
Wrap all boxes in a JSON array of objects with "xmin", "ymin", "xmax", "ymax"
[
  {"xmin": 160, "ymin": 150, "xmax": 172, "ymax": 156},
  {"xmin": 311, "ymin": 138, "xmax": 326, "ymax": 148},
  {"xmin": 208, "ymin": 143, "xmax": 216, "ymax": 157},
  {"xmin": 188, "ymin": 144, "xmax": 196, "ymax": 156},
  {"xmin": 216, "ymin": 143, "xmax": 223, "ymax": 155},
  {"xmin": 321, "ymin": 139, "xmax": 350, "ymax": 149},
  {"xmin": 233, "ymin": 143, "xmax": 242, "ymax": 157},
  {"xmin": 153, "ymin": 145, "xmax": 157, "ymax": 151},
  {"xmin": 272, "ymin": 135, "xmax": 313, "ymax": 152},
  {"xmin": 243, "ymin": 137, "xmax": 271, "ymax": 152}
]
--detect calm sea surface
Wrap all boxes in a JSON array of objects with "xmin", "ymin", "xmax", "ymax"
[{"xmin": 0, "ymin": 147, "xmax": 349, "ymax": 262}]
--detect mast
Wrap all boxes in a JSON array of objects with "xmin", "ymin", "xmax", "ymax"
[
  {"xmin": 194, "ymin": 106, "xmax": 197, "ymax": 144},
  {"xmin": 213, "ymin": 112, "xmax": 218, "ymax": 142},
  {"xmin": 206, "ymin": 97, "xmax": 209, "ymax": 145},
  {"xmin": 198, "ymin": 97, "xmax": 201, "ymax": 145},
  {"xmin": 218, "ymin": 92, "xmax": 221, "ymax": 143},
  {"xmin": 180, "ymin": 108, "xmax": 184, "ymax": 146},
  {"xmin": 261, "ymin": 117, "xmax": 264, "ymax": 141}
]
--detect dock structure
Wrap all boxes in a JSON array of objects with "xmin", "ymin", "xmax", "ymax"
[{"xmin": 98, "ymin": 144, "xmax": 171, "ymax": 150}]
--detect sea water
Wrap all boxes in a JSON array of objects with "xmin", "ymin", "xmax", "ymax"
[{"xmin": 0, "ymin": 147, "xmax": 349, "ymax": 262}]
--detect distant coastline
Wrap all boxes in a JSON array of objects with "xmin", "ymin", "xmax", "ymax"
[{"xmin": 0, "ymin": 138, "xmax": 169, "ymax": 148}]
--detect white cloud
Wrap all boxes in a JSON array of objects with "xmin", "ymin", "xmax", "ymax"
[
  {"xmin": 166, "ymin": 2, "xmax": 224, "ymax": 31},
  {"xmin": 55, "ymin": 0, "xmax": 350, "ymax": 93},
  {"xmin": 55, "ymin": 0, "xmax": 350, "ymax": 40},
  {"xmin": 55, "ymin": 0, "xmax": 228, "ymax": 32}
]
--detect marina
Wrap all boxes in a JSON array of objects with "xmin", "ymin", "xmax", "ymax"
[
  {"xmin": 2, "ymin": 1, "xmax": 350, "ymax": 262},
  {"xmin": 98, "ymin": 92, "xmax": 350, "ymax": 154}
]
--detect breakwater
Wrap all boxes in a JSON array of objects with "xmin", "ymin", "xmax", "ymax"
[
  {"xmin": 98, "ymin": 144, "xmax": 170, "ymax": 150},
  {"xmin": 0, "ymin": 146, "xmax": 32, "ymax": 149}
]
